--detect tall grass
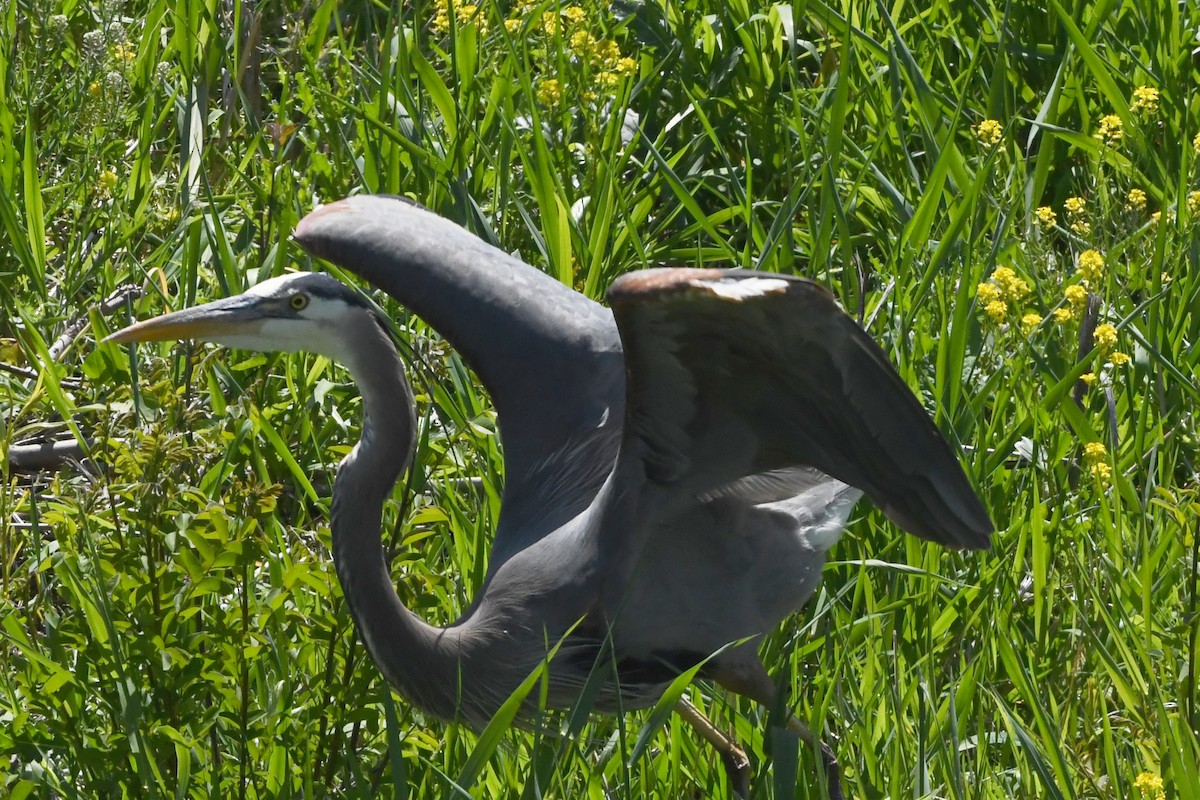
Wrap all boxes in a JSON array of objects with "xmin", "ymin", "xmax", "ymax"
[{"xmin": 2, "ymin": 0, "xmax": 1197, "ymax": 797}]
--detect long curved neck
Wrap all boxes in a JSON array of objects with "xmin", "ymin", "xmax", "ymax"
[{"xmin": 331, "ymin": 314, "xmax": 461, "ymax": 719}]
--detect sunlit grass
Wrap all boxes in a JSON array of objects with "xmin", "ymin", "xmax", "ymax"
[{"xmin": 2, "ymin": 0, "xmax": 1198, "ymax": 798}]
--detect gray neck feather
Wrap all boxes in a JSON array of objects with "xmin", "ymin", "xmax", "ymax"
[{"xmin": 330, "ymin": 313, "xmax": 463, "ymax": 719}]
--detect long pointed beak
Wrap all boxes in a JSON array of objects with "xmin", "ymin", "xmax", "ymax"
[{"xmin": 104, "ymin": 294, "xmax": 266, "ymax": 344}]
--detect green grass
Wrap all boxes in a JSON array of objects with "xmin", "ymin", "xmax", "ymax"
[{"xmin": 2, "ymin": 0, "xmax": 1198, "ymax": 797}]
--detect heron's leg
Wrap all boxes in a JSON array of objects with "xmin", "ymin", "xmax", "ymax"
[
  {"xmin": 783, "ymin": 716, "xmax": 844, "ymax": 800},
  {"xmin": 675, "ymin": 696, "xmax": 751, "ymax": 799},
  {"xmin": 716, "ymin": 664, "xmax": 844, "ymax": 800}
]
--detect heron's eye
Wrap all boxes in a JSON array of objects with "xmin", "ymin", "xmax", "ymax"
[{"xmin": 289, "ymin": 293, "xmax": 309, "ymax": 310}]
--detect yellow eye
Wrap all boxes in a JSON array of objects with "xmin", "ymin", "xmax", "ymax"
[{"xmin": 289, "ymin": 293, "xmax": 309, "ymax": 310}]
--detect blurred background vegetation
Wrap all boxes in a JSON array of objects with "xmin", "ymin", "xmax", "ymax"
[{"xmin": 1, "ymin": 0, "xmax": 1197, "ymax": 797}]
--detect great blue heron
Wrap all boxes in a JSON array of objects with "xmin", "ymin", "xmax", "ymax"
[{"xmin": 107, "ymin": 195, "xmax": 992, "ymax": 798}]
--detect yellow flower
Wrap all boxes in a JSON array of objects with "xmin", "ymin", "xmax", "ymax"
[
  {"xmin": 455, "ymin": 4, "xmax": 484, "ymax": 29},
  {"xmin": 1131, "ymin": 86, "xmax": 1159, "ymax": 114},
  {"xmin": 1079, "ymin": 372, "xmax": 1097, "ymax": 385},
  {"xmin": 540, "ymin": 10, "xmax": 560, "ymax": 34},
  {"xmin": 1188, "ymin": 190, "xmax": 1200, "ymax": 216},
  {"xmin": 430, "ymin": 0, "xmax": 483, "ymax": 32},
  {"xmin": 1193, "ymin": 131, "xmax": 1200, "ymax": 155},
  {"xmin": 990, "ymin": 266, "xmax": 1030, "ymax": 301},
  {"xmin": 98, "ymin": 167, "xmax": 118, "ymax": 196},
  {"xmin": 1126, "ymin": 188, "xmax": 1147, "ymax": 211},
  {"xmin": 112, "ymin": 42, "xmax": 136, "ymax": 64},
  {"xmin": 1108, "ymin": 351, "xmax": 1131, "ymax": 366},
  {"xmin": 1020, "ymin": 312, "xmax": 1041, "ymax": 331},
  {"xmin": 570, "ymin": 29, "xmax": 594, "ymax": 50},
  {"xmin": 593, "ymin": 38, "xmax": 621, "ymax": 66},
  {"xmin": 1070, "ymin": 219, "xmax": 1091, "ymax": 236},
  {"xmin": 1096, "ymin": 114, "xmax": 1122, "ymax": 145},
  {"xmin": 504, "ymin": 18, "xmax": 522, "ymax": 34},
  {"xmin": 975, "ymin": 118, "xmax": 1002, "ymax": 145},
  {"xmin": 1076, "ymin": 249, "xmax": 1105, "ymax": 282},
  {"xmin": 562, "ymin": 5, "xmax": 586, "ymax": 25},
  {"xmin": 1092, "ymin": 322, "xmax": 1118, "ymax": 354},
  {"xmin": 595, "ymin": 71, "xmax": 620, "ymax": 88},
  {"xmin": 1064, "ymin": 196, "xmax": 1086, "ymax": 216},
  {"xmin": 1053, "ymin": 307, "xmax": 1074, "ymax": 324},
  {"xmin": 614, "ymin": 56, "xmax": 637, "ymax": 75},
  {"xmin": 536, "ymin": 78, "xmax": 562, "ymax": 106},
  {"xmin": 88, "ymin": 80, "xmax": 103, "ymax": 97},
  {"xmin": 984, "ymin": 300, "xmax": 1007, "ymax": 323},
  {"xmin": 1150, "ymin": 210, "xmax": 1162, "ymax": 226},
  {"xmin": 1035, "ymin": 206, "xmax": 1056, "ymax": 228},
  {"xmin": 976, "ymin": 282, "xmax": 1000, "ymax": 305},
  {"xmin": 1083, "ymin": 441, "xmax": 1111, "ymax": 482},
  {"xmin": 1135, "ymin": 771, "xmax": 1165, "ymax": 800},
  {"xmin": 1064, "ymin": 284, "xmax": 1088, "ymax": 309}
]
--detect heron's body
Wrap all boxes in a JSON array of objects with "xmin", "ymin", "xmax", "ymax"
[{"xmin": 109, "ymin": 195, "xmax": 991, "ymax": 797}]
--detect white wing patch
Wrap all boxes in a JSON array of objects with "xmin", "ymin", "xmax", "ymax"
[{"xmin": 696, "ymin": 277, "xmax": 790, "ymax": 302}]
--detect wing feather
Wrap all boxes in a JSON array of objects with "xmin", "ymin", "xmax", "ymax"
[{"xmin": 607, "ymin": 268, "xmax": 992, "ymax": 550}]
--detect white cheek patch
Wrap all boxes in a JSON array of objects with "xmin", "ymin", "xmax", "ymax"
[{"xmin": 697, "ymin": 277, "xmax": 790, "ymax": 301}]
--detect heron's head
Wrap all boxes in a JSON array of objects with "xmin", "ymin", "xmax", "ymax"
[{"xmin": 104, "ymin": 272, "xmax": 383, "ymax": 365}]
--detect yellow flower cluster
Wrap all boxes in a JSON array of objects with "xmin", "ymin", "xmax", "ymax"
[
  {"xmin": 1063, "ymin": 196, "xmax": 1090, "ymax": 235},
  {"xmin": 1131, "ymin": 85, "xmax": 1160, "ymax": 114},
  {"xmin": 112, "ymin": 42, "xmax": 136, "ymax": 64},
  {"xmin": 504, "ymin": 5, "xmax": 637, "ymax": 107},
  {"xmin": 1093, "ymin": 323, "xmax": 1117, "ymax": 352},
  {"xmin": 98, "ymin": 167, "xmax": 119, "ymax": 197},
  {"xmin": 1096, "ymin": 114, "xmax": 1122, "ymax": 145},
  {"xmin": 1092, "ymin": 322, "xmax": 1130, "ymax": 365},
  {"xmin": 975, "ymin": 118, "xmax": 1002, "ymax": 145},
  {"xmin": 991, "ymin": 266, "xmax": 1030, "ymax": 299},
  {"xmin": 1135, "ymin": 772, "xmax": 1165, "ymax": 800},
  {"xmin": 1064, "ymin": 284, "xmax": 1088, "ymax": 307},
  {"xmin": 976, "ymin": 267, "xmax": 1031, "ymax": 325},
  {"xmin": 1035, "ymin": 206, "xmax": 1056, "ymax": 229},
  {"xmin": 1126, "ymin": 188, "xmax": 1147, "ymax": 211},
  {"xmin": 569, "ymin": 30, "xmax": 636, "ymax": 82},
  {"xmin": 1193, "ymin": 131, "xmax": 1200, "ymax": 155},
  {"xmin": 1188, "ymin": 190, "xmax": 1200, "ymax": 216},
  {"xmin": 1020, "ymin": 312, "xmax": 1041, "ymax": 331},
  {"xmin": 1083, "ymin": 441, "xmax": 1111, "ymax": 482},
  {"xmin": 536, "ymin": 78, "xmax": 562, "ymax": 106},
  {"xmin": 1054, "ymin": 284, "xmax": 1088, "ymax": 324},
  {"xmin": 432, "ymin": 1, "xmax": 486, "ymax": 34},
  {"xmin": 1076, "ymin": 249, "xmax": 1105, "ymax": 283}
]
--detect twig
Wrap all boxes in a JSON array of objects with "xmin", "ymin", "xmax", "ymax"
[
  {"xmin": 48, "ymin": 285, "xmax": 143, "ymax": 362},
  {"xmin": 0, "ymin": 361, "xmax": 83, "ymax": 389},
  {"xmin": 8, "ymin": 439, "xmax": 91, "ymax": 472}
]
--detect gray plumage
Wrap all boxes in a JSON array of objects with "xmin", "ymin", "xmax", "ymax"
[{"xmin": 109, "ymin": 195, "xmax": 992, "ymax": 798}]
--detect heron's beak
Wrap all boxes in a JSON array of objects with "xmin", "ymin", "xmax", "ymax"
[{"xmin": 104, "ymin": 295, "xmax": 266, "ymax": 345}]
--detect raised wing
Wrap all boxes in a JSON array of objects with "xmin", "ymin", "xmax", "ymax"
[
  {"xmin": 295, "ymin": 196, "xmax": 625, "ymax": 556},
  {"xmin": 607, "ymin": 268, "xmax": 992, "ymax": 550}
]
